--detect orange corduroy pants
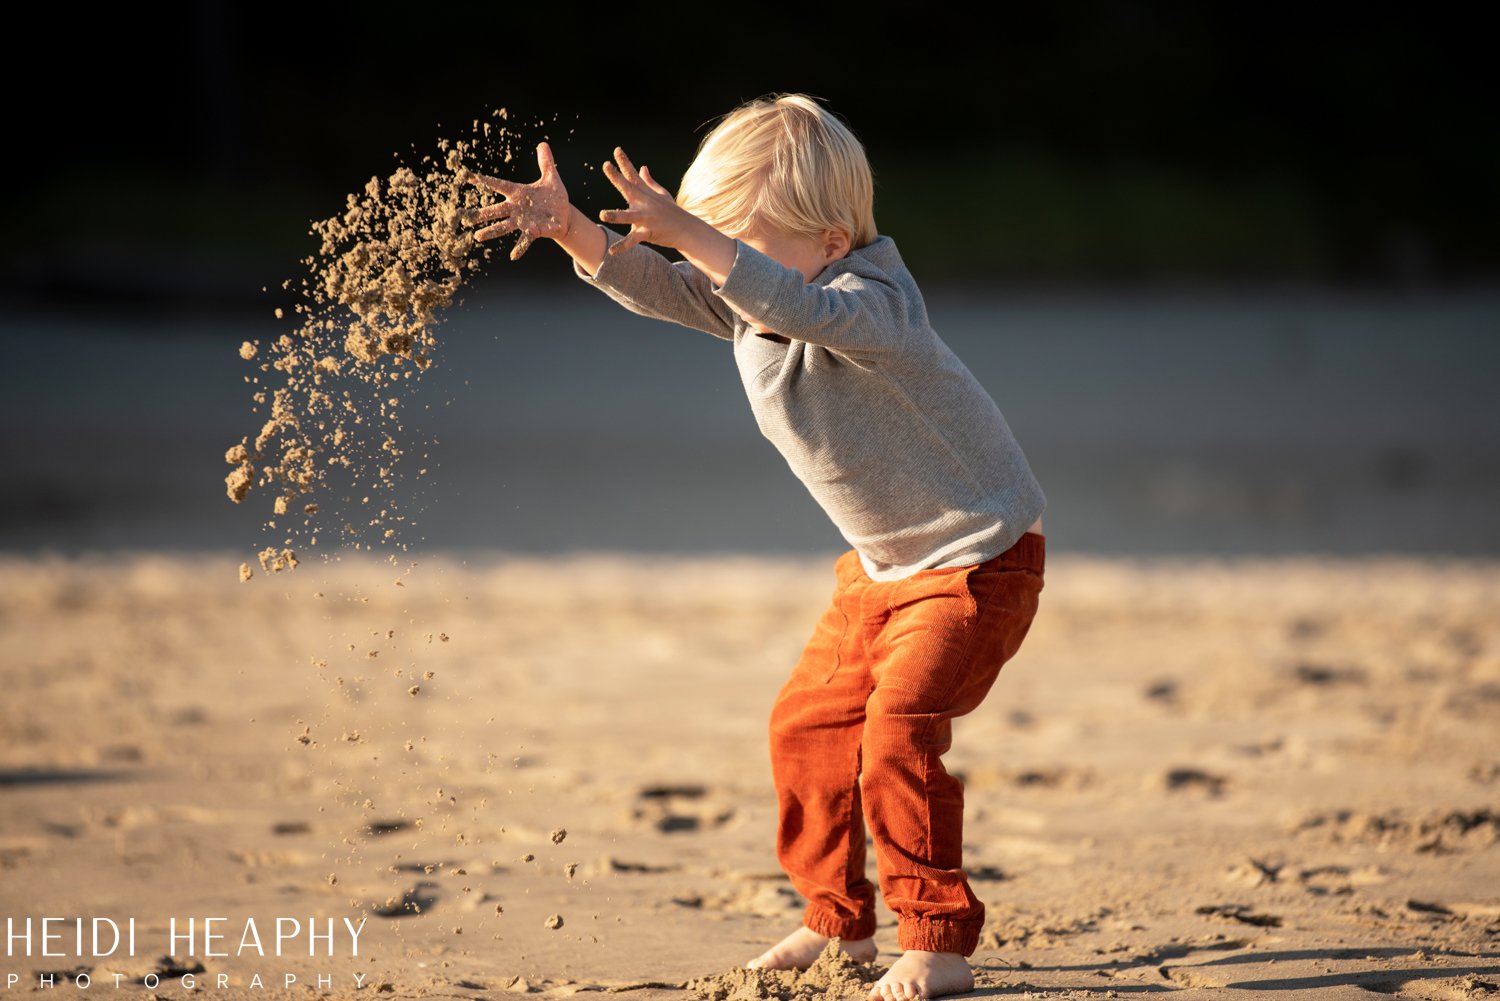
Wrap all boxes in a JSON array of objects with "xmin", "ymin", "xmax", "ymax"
[{"xmin": 768, "ymin": 531, "xmax": 1045, "ymax": 956}]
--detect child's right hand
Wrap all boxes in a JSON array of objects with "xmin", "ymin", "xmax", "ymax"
[{"xmin": 471, "ymin": 142, "xmax": 573, "ymax": 260}]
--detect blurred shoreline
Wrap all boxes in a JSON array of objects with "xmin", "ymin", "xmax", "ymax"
[{"xmin": 4, "ymin": 283, "xmax": 1498, "ymax": 559}]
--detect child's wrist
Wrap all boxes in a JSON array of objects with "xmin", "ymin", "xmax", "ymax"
[
  {"xmin": 678, "ymin": 216, "xmax": 737, "ymax": 285},
  {"xmin": 559, "ymin": 205, "xmax": 582, "ymax": 242}
]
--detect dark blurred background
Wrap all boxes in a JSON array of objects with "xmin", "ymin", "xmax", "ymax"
[{"xmin": 3, "ymin": 3, "xmax": 1496, "ymax": 558}]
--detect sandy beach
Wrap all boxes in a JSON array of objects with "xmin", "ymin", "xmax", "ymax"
[{"xmin": 2, "ymin": 550, "xmax": 1496, "ymax": 1000}]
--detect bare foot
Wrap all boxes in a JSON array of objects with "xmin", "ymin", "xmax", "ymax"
[
  {"xmin": 868, "ymin": 951, "xmax": 974, "ymax": 1000},
  {"xmin": 746, "ymin": 926, "xmax": 877, "ymax": 970}
]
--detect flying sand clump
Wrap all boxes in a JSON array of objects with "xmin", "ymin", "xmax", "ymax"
[{"xmin": 225, "ymin": 110, "xmax": 553, "ymax": 578}]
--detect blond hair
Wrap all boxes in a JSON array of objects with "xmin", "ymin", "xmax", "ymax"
[{"xmin": 676, "ymin": 94, "xmax": 876, "ymax": 248}]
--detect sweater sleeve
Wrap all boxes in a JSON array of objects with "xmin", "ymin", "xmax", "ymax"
[
  {"xmin": 573, "ymin": 225, "xmax": 737, "ymax": 341},
  {"xmin": 710, "ymin": 240, "xmax": 909, "ymax": 353}
]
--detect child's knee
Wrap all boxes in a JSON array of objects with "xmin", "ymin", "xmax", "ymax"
[{"xmin": 864, "ymin": 688, "xmax": 953, "ymax": 757}]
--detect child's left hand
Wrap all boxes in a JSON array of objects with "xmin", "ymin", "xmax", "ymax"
[
  {"xmin": 599, "ymin": 148, "xmax": 737, "ymax": 281},
  {"xmin": 599, "ymin": 148, "xmax": 701, "ymax": 255}
]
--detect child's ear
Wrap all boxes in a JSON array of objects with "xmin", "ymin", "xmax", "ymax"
[{"xmin": 822, "ymin": 228, "xmax": 851, "ymax": 262}]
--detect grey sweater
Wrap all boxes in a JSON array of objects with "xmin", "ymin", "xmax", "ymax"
[{"xmin": 575, "ymin": 226, "xmax": 1046, "ymax": 581}]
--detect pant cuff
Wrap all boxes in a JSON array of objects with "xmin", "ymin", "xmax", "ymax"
[
  {"xmin": 804, "ymin": 903, "xmax": 877, "ymax": 942},
  {"xmin": 897, "ymin": 918, "xmax": 982, "ymax": 957}
]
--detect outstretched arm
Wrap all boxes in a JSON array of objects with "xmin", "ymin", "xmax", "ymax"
[
  {"xmin": 710, "ymin": 240, "xmax": 908, "ymax": 353},
  {"xmin": 594, "ymin": 148, "xmax": 905, "ymax": 353},
  {"xmin": 470, "ymin": 143, "xmax": 737, "ymax": 339}
]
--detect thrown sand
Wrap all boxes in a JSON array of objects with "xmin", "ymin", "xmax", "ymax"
[{"xmin": 222, "ymin": 110, "xmax": 546, "ymax": 567}]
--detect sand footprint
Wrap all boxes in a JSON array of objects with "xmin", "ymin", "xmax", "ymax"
[
  {"xmin": 1158, "ymin": 767, "xmax": 1229, "ymax": 797},
  {"xmin": 672, "ymin": 879, "xmax": 803, "ymax": 917},
  {"xmin": 631, "ymin": 784, "xmax": 736, "ymax": 833},
  {"xmin": 1195, "ymin": 903, "xmax": 1282, "ymax": 927}
]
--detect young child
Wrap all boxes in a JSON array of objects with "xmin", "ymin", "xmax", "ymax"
[{"xmin": 472, "ymin": 94, "xmax": 1046, "ymax": 1001}]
